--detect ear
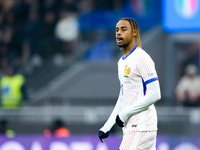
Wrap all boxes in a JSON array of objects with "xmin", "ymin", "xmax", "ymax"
[{"xmin": 132, "ymin": 29, "xmax": 137, "ymax": 37}]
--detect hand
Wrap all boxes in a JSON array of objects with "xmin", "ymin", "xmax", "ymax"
[
  {"xmin": 98, "ymin": 130, "xmax": 109, "ymax": 143},
  {"xmin": 116, "ymin": 114, "xmax": 124, "ymax": 127}
]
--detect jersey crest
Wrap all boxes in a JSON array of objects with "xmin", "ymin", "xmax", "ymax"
[{"xmin": 124, "ymin": 65, "xmax": 130, "ymax": 74}]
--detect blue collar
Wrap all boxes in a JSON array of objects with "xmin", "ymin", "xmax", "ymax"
[{"xmin": 122, "ymin": 45, "xmax": 138, "ymax": 60}]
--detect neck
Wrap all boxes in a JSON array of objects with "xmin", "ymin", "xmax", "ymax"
[{"xmin": 123, "ymin": 42, "xmax": 136, "ymax": 57}]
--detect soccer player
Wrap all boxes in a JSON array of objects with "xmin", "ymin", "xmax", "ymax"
[{"xmin": 98, "ymin": 18, "xmax": 161, "ymax": 150}]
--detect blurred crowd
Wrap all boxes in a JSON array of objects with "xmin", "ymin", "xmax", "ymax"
[
  {"xmin": 0, "ymin": 0, "xmax": 128, "ymax": 109},
  {"xmin": 0, "ymin": 0, "xmax": 78, "ymax": 76},
  {"xmin": 0, "ymin": 0, "xmax": 127, "ymax": 77}
]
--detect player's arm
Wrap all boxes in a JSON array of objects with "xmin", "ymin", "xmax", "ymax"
[
  {"xmin": 98, "ymin": 89, "xmax": 122, "ymax": 142},
  {"xmin": 116, "ymin": 80, "xmax": 161, "ymax": 126}
]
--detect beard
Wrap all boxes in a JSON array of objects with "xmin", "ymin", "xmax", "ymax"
[{"xmin": 117, "ymin": 42, "xmax": 129, "ymax": 49}]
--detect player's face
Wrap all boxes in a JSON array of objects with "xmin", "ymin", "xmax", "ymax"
[{"xmin": 116, "ymin": 20, "xmax": 136, "ymax": 48}]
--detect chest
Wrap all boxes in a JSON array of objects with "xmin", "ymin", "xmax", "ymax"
[{"xmin": 118, "ymin": 58, "xmax": 141, "ymax": 84}]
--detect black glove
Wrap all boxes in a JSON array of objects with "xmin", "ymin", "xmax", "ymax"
[
  {"xmin": 98, "ymin": 130, "xmax": 109, "ymax": 143},
  {"xmin": 116, "ymin": 114, "xmax": 124, "ymax": 127}
]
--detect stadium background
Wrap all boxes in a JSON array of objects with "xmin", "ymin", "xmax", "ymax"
[{"xmin": 0, "ymin": 0, "xmax": 200, "ymax": 149}]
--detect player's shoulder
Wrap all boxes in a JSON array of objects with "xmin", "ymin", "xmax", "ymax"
[
  {"xmin": 136, "ymin": 47, "xmax": 149, "ymax": 56},
  {"xmin": 136, "ymin": 47, "xmax": 153, "ymax": 60}
]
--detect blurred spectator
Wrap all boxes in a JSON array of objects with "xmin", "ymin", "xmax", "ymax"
[
  {"xmin": 1, "ymin": 26, "xmax": 20, "ymax": 58},
  {"xmin": 62, "ymin": 0, "xmax": 78, "ymax": 13},
  {"xmin": 55, "ymin": 9, "xmax": 79, "ymax": 56},
  {"xmin": 0, "ymin": 0, "xmax": 15, "ymax": 13},
  {"xmin": 42, "ymin": 0, "xmax": 61, "ymax": 16},
  {"xmin": 0, "ymin": 44, "xmax": 10, "ymax": 61},
  {"xmin": 0, "ymin": 119, "xmax": 15, "ymax": 137},
  {"xmin": 21, "ymin": 9, "xmax": 41, "ymax": 54},
  {"xmin": 0, "ymin": 66, "xmax": 28, "ymax": 109},
  {"xmin": 23, "ymin": 0, "xmax": 41, "ymax": 12},
  {"xmin": 44, "ymin": 119, "xmax": 71, "ymax": 138},
  {"xmin": 77, "ymin": 0, "xmax": 95, "ymax": 14},
  {"xmin": 11, "ymin": 0, "xmax": 29, "ymax": 25},
  {"xmin": 38, "ymin": 9, "xmax": 57, "ymax": 58},
  {"xmin": 3, "ymin": 12, "xmax": 16, "ymax": 28},
  {"xmin": 19, "ymin": 40, "xmax": 34, "ymax": 74},
  {"xmin": 95, "ymin": 0, "xmax": 124, "ymax": 10},
  {"xmin": 182, "ymin": 42, "xmax": 200, "ymax": 71},
  {"xmin": 175, "ymin": 64, "xmax": 200, "ymax": 107},
  {"xmin": 0, "ymin": 58, "xmax": 8, "ymax": 78}
]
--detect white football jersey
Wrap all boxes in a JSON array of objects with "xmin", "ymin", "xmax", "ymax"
[{"xmin": 118, "ymin": 45, "xmax": 158, "ymax": 133}]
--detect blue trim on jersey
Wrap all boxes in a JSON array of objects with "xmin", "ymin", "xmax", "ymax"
[
  {"xmin": 144, "ymin": 77, "xmax": 158, "ymax": 85},
  {"xmin": 122, "ymin": 45, "xmax": 138, "ymax": 60}
]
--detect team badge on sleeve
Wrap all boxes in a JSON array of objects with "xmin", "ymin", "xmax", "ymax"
[{"xmin": 148, "ymin": 73, "xmax": 154, "ymax": 76}]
